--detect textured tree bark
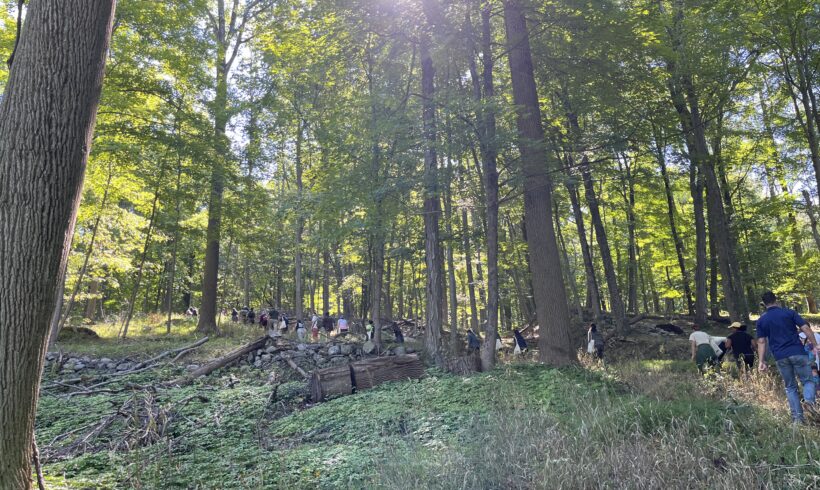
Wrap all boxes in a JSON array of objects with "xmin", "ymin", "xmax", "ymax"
[
  {"xmin": 688, "ymin": 164, "xmax": 709, "ymax": 324},
  {"xmin": 461, "ymin": 208, "xmax": 479, "ymax": 332},
  {"xmin": 199, "ymin": 0, "xmax": 256, "ymax": 334},
  {"xmin": 443, "ymin": 179, "xmax": 459, "ymax": 351},
  {"xmin": 623, "ymin": 158, "xmax": 639, "ymax": 315},
  {"xmin": 294, "ymin": 120, "xmax": 305, "ymax": 320},
  {"xmin": 477, "ymin": 1, "xmax": 499, "ymax": 371},
  {"xmin": 504, "ymin": 0, "xmax": 574, "ymax": 365},
  {"xmin": 0, "ymin": 1, "xmax": 116, "ymax": 487},
  {"xmin": 166, "ymin": 148, "xmax": 184, "ymax": 333},
  {"xmin": 198, "ymin": 47, "xmax": 227, "ymax": 334},
  {"xmin": 420, "ymin": 36, "xmax": 444, "ymax": 363}
]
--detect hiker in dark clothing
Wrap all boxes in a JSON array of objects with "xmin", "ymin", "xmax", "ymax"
[
  {"xmin": 247, "ymin": 308, "xmax": 255, "ymax": 324},
  {"xmin": 467, "ymin": 329, "xmax": 481, "ymax": 351},
  {"xmin": 726, "ymin": 322, "xmax": 755, "ymax": 371},
  {"xmin": 231, "ymin": 308, "xmax": 239, "ymax": 323},
  {"xmin": 322, "ymin": 312, "xmax": 334, "ymax": 338},
  {"xmin": 587, "ymin": 323, "xmax": 605, "ymax": 361},
  {"xmin": 259, "ymin": 311, "xmax": 269, "ymax": 329},
  {"xmin": 392, "ymin": 322, "xmax": 404, "ymax": 344},
  {"xmin": 513, "ymin": 329, "xmax": 528, "ymax": 354}
]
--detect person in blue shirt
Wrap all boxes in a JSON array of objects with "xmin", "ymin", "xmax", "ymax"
[{"xmin": 756, "ymin": 291, "xmax": 819, "ymax": 423}]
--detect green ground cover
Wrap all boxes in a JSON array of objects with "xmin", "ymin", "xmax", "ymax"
[{"xmin": 37, "ymin": 356, "xmax": 819, "ymax": 489}]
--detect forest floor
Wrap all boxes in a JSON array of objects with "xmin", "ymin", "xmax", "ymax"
[{"xmin": 37, "ymin": 316, "xmax": 820, "ymax": 489}]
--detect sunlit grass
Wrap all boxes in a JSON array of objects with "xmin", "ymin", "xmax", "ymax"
[{"xmin": 54, "ymin": 313, "xmax": 261, "ymax": 361}]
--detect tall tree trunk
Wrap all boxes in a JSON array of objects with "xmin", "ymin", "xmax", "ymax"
[
  {"xmin": 121, "ymin": 179, "xmax": 163, "ymax": 338},
  {"xmin": 420, "ymin": 36, "xmax": 444, "ymax": 362},
  {"xmin": 0, "ymin": 1, "xmax": 115, "ymax": 486},
  {"xmin": 656, "ymin": 141, "xmax": 693, "ymax": 314},
  {"xmin": 322, "ymin": 249, "xmax": 331, "ymax": 314},
  {"xmin": 166, "ymin": 150, "xmax": 184, "ymax": 333},
  {"xmin": 384, "ymin": 251, "xmax": 393, "ymax": 320},
  {"xmin": 620, "ymin": 156, "xmax": 639, "ymax": 314},
  {"xmin": 397, "ymin": 256, "xmax": 405, "ymax": 319},
  {"xmin": 86, "ymin": 279, "xmax": 101, "ymax": 320},
  {"xmin": 554, "ymin": 200, "xmax": 581, "ymax": 316},
  {"xmin": 690, "ymin": 164, "xmax": 709, "ymax": 324},
  {"xmin": 461, "ymin": 208, "xmax": 479, "ymax": 332},
  {"xmin": 580, "ymin": 158, "xmax": 628, "ymax": 334},
  {"xmin": 294, "ymin": 120, "xmax": 305, "ymax": 320},
  {"xmin": 477, "ymin": 0, "xmax": 499, "ymax": 371},
  {"xmin": 444, "ymin": 183, "xmax": 459, "ymax": 351},
  {"xmin": 504, "ymin": 0, "xmax": 574, "ymax": 365},
  {"xmin": 566, "ymin": 181, "xmax": 601, "ymax": 320},
  {"xmin": 198, "ymin": 0, "xmax": 243, "ymax": 335},
  {"xmin": 58, "ymin": 162, "xmax": 113, "ymax": 332},
  {"xmin": 665, "ymin": 2, "xmax": 747, "ymax": 321}
]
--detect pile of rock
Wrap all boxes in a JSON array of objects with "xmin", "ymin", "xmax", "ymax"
[
  {"xmin": 242, "ymin": 340, "xmax": 415, "ymax": 375},
  {"xmin": 43, "ymin": 353, "xmax": 137, "ymax": 373},
  {"xmin": 42, "ymin": 339, "xmax": 416, "ymax": 378}
]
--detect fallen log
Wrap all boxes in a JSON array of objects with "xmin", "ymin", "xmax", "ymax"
[
  {"xmin": 351, "ymin": 355, "xmax": 425, "ymax": 390},
  {"xmin": 171, "ymin": 336, "xmax": 267, "ymax": 386},
  {"xmin": 309, "ymin": 364, "xmax": 353, "ymax": 402},
  {"xmin": 132, "ymin": 336, "xmax": 210, "ymax": 370},
  {"xmin": 281, "ymin": 353, "xmax": 308, "ymax": 379},
  {"xmin": 309, "ymin": 355, "xmax": 425, "ymax": 402}
]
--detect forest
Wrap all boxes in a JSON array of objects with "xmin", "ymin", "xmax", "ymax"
[{"xmin": 1, "ymin": 0, "xmax": 820, "ymax": 488}]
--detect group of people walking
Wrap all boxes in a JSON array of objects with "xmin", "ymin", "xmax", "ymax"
[
  {"xmin": 690, "ymin": 291, "xmax": 819, "ymax": 424},
  {"xmin": 230, "ymin": 307, "xmax": 362, "ymax": 342}
]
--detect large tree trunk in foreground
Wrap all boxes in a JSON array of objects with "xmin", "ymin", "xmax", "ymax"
[
  {"xmin": 690, "ymin": 165, "xmax": 709, "ymax": 324},
  {"xmin": 420, "ymin": 36, "xmax": 444, "ymax": 363},
  {"xmin": 0, "ymin": 1, "xmax": 116, "ymax": 487},
  {"xmin": 504, "ymin": 0, "xmax": 574, "ymax": 365},
  {"xmin": 477, "ymin": 1, "xmax": 499, "ymax": 372}
]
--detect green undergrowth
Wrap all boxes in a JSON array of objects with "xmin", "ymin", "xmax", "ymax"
[{"xmin": 37, "ymin": 362, "xmax": 819, "ymax": 489}]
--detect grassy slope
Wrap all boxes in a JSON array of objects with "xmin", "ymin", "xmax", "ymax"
[
  {"xmin": 55, "ymin": 315, "xmax": 261, "ymax": 361},
  {"xmin": 38, "ymin": 359, "xmax": 819, "ymax": 489}
]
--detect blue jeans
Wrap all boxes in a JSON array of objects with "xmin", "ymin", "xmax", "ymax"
[{"xmin": 775, "ymin": 355, "xmax": 816, "ymax": 421}]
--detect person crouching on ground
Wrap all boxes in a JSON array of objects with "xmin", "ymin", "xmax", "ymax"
[
  {"xmin": 690, "ymin": 324, "xmax": 717, "ymax": 373},
  {"xmin": 756, "ymin": 291, "xmax": 818, "ymax": 423},
  {"xmin": 392, "ymin": 322, "xmax": 404, "ymax": 344}
]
